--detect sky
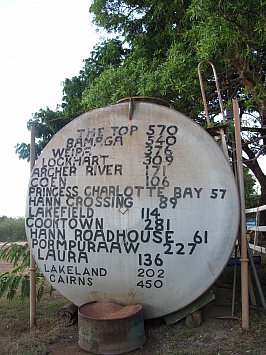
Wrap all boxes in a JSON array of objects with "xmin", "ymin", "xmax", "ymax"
[
  {"xmin": 0, "ymin": 0, "xmax": 265, "ymax": 218},
  {"xmin": 0, "ymin": 0, "xmax": 101, "ymax": 217}
]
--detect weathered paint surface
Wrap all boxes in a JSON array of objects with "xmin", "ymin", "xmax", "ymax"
[{"xmin": 25, "ymin": 101, "xmax": 240, "ymax": 319}]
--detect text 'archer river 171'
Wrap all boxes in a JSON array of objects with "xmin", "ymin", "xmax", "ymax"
[{"xmin": 25, "ymin": 97, "xmax": 240, "ymax": 319}]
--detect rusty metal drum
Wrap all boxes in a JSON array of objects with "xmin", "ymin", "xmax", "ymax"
[
  {"xmin": 25, "ymin": 99, "xmax": 240, "ymax": 319},
  {"xmin": 78, "ymin": 302, "xmax": 145, "ymax": 354}
]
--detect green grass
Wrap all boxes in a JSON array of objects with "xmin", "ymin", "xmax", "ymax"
[{"xmin": 0, "ymin": 291, "xmax": 68, "ymax": 354}]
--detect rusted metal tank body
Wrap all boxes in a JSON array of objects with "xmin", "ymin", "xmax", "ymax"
[
  {"xmin": 78, "ymin": 302, "xmax": 145, "ymax": 354},
  {"xmin": 25, "ymin": 98, "xmax": 240, "ymax": 319}
]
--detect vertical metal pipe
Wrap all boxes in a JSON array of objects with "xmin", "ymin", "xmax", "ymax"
[
  {"xmin": 233, "ymin": 99, "xmax": 249, "ymax": 329},
  {"xmin": 231, "ymin": 247, "xmax": 237, "ymax": 317},
  {"xmin": 29, "ymin": 123, "xmax": 37, "ymax": 327}
]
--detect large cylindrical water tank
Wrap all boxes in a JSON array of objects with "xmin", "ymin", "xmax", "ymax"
[{"xmin": 25, "ymin": 99, "xmax": 239, "ymax": 319}]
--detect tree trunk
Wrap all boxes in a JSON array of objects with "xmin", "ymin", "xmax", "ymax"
[
  {"xmin": 232, "ymin": 60, "xmax": 266, "ymax": 228},
  {"xmin": 243, "ymin": 145, "xmax": 266, "ymax": 227}
]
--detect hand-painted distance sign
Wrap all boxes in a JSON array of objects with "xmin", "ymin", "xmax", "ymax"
[{"xmin": 25, "ymin": 101, "xmax": 240, "ymax": 319}]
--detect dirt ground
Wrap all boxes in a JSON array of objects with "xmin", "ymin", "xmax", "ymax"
[{"xmin": 43, "ymin": 286, "xmax": 241, "ymax": 355}]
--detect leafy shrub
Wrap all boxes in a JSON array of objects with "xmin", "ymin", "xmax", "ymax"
[{"xmin": 0, "ymin": 243, "xmax": 52, "ymax": 300}]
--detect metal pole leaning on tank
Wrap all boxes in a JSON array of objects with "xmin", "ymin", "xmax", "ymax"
[
  {"xmin": 197, "ymin": 60, "xmax": 226, "ymax": 127},
  {"xmin": 233, "ymin": 99, "xmax": 249, "ymax": 329},
  {"xmin": 29, "ymin": 123, "xmax": 37, "ymax": 327}
]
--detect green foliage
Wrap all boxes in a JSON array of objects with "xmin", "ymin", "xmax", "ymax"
[
  {"xmin": 15, "ymin": 107, "xmax": 70, "ymax": 161},
  {"xmin": 0, "ymin": 243, "xmax": 51, "ymax": 301},
  {"xmin": 244, "ymin": 167, "xmax": 260, "ymax": 208},
  {"xmin": 62, "ymin": 38, "xmax": 127, "ymax": 117},
  {"xmin": 0, "ymin": 216, "xmax": 26, "ymax": 242},
  {"xmin": 89, "ymin": 0, "xmax": 265, "ymax": 118},
  {"xmin": 90, "ymin": 1, "xmax": 190, "ymax": 57}
]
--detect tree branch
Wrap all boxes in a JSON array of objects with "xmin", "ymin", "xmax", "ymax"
[
  {"xmin": 242, "ymin": 135, "xmax": 266, "ymax": 146},
  {"xmin": 241, "ymin": 127, "xmax": 265, "ymax": 133},
  {"xmin": 243, "ymin": 144, "xmax": 266, "ymax": 162},
  {"xmin": 242, "ymin": 144, "xmax": 266, "ymax": 184}
]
